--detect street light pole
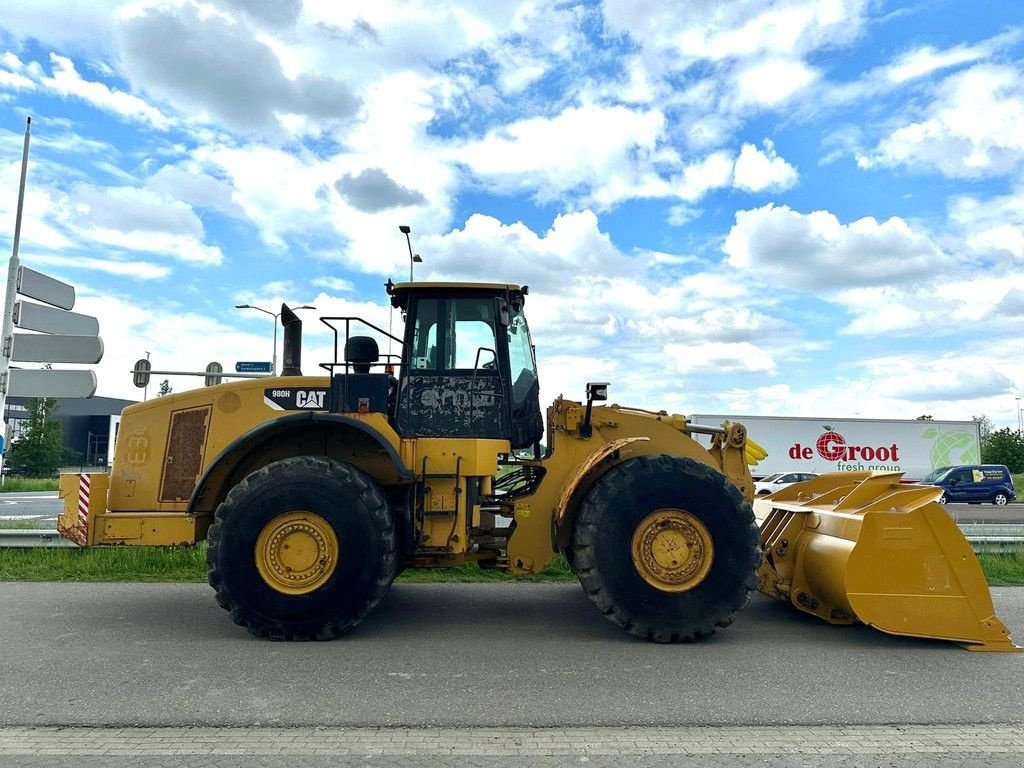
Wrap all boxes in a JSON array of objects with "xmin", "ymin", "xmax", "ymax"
[
  {"xmin": 399, "ymin": 225, "xmax": 422, "ymax": 281},
  {"xmin": 235, "ymin": 303, "xmax": 316, "ymax": 375}
]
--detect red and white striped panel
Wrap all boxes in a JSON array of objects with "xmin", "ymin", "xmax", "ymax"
[{"xmin": 76, "ymin": 474, "xmax": 91, "ymax": 546}]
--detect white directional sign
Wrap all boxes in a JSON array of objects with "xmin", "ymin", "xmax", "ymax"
[
  {"xmin": 13, "ymin": 301, "xmax": 99, "ymax": 336},
  {"xmin": 10, "ymin": 334, "xmax": 104, "ymax": 364},
  {"xmin": 16, "ymin": 266, "xmax": 74, "ymax": 310},
  {"xmin": 6, "ymin": 368, "xmax": 97, "ymax": 398}
]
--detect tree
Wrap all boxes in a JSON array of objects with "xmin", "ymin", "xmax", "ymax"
[
  {"xmin": 158, "ymin": 379, "xmax": 173, "ymax": 397},
  {"xmin": 7, "ymin": 397, "xmax": 64, "ymax": 477},
  {"xmin": 980, "ymin": 427, "xmax": 1024, "ymax": 473},
  {"xmin": 972, "ymin": 414, "xmax": 994, "ymax": 447}
]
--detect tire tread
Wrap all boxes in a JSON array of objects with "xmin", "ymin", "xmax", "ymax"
[{"xmin": 206, "ymin": 455, "xmax": 395, "ymax": 641}]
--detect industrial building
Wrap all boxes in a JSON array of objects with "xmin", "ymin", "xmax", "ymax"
[{"xmin": 4, "ymin": 396, "xmax": 136, "ymax": 469}]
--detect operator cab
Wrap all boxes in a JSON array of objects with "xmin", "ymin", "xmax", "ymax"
[{"xmin": 387, "ymin": 282, "xmax": 543, "ymax": 450}]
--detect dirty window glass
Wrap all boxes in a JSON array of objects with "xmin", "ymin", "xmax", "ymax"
[
  {"xmin": 411, "ymin": 299, "xmax": 439, "ymax": 370},
  {"xmin": 506, "ymin": 304, "xmax": 537, "ymax": 407}
]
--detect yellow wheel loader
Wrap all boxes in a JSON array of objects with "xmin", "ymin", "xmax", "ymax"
[{"xmin": 58, "ymin": 281, "xmax": 1019, "ymax": 650}]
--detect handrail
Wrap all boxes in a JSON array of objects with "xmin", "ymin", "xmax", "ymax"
[{"xmin": 318, "ymin": 316, "xmax": 405, "ymax": 375}]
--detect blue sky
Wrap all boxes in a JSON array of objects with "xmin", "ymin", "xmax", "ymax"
[{"xmin": 1, "ymin": 0, "xmax": 1023, "ymax": 427}]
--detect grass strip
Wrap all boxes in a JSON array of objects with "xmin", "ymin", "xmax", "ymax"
[
  {"xmin": 0, "ymin": 545, "xmax": 210, "ymax": 582},
  {"xmin": 0, "ymin": 543, "xmax": 577, "ymax": 583},
  {"xmin": 976, "ymin": 551, "xmax": 1024, "ymax": 586},
  {"xmin": 0, "ymin": 520, "xmax": 38, "ymax": 530},
  {"xmin": 0, "ymin": 478, "xmax": 59, "ymax": 492}
]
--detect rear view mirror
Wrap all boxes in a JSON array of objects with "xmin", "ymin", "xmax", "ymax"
[{"xmin": 586, "ymin": 382, "xmax": 609, "ymax": 402}]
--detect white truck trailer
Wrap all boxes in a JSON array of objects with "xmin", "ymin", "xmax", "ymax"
[{"xmin": 688, "ymin": 415, "xmax": 982, "ymax": 481}]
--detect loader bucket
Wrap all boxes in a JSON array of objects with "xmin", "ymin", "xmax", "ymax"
[{"xmin": 757, "ymin": 471, "xmax": 1021, "ymax": 652}]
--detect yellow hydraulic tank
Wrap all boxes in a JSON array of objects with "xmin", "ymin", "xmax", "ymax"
[{"xmin": 757, "ymin": 471, "xmax": 1021, "ymax": 652}]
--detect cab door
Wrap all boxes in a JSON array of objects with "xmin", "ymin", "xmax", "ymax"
[{"xmin": 394, "ymin": 294, "xmax": 510, "ymax": 440}]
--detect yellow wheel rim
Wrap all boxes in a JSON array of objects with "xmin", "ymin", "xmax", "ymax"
[
  {"xmin": 631, "ymin": 509, "xmax": 714, "ymax": 593},
  {"xmin": 255, "ymin": 510, "xmax": 339, "ymax": 595}
]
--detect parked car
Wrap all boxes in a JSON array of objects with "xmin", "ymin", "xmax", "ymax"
[
  {"xmin": 921, "ymin": 464, "xmax": 1015, "ymax": 505},
  {"xmin": 754, "ymin": 471, "xmax": 819, "ymax": 496}
]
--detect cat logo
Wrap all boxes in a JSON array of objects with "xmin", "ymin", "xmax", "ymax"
[
  {"xmin": 263, "ymin": 387, "xmax": 329, "ymax": 411},
  {"xmin": 296, "ymin": 390, "xmax": 325, "ymax": 409}
]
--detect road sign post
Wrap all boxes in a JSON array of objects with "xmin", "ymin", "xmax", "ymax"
[{"xmin": 1, "ymin": 118, "xmax": 103, "ymax": 417}]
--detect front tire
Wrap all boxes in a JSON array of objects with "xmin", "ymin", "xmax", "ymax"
[
  {"xmin": 993, "ymin": 492, "xmax": 1009, "ymax": 506},
  {"xmin": 570, "ymin": 454, "xmax": 761, "ymax": 643},
  {"xmin": 206, "ymin": 456, "xmax": 396, "ymax": 640}
]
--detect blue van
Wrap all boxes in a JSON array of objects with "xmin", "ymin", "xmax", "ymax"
[{"xmin": 921, "ymin": 464, "xmax": 1016, "ymax": 506}]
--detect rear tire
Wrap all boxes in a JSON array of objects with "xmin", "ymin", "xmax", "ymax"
[
  {"xmin": 206, "ymin": 456, "xmax": 396, "ymax": 640},
  {"xmin": 570, "ymin": 454, "xmax": 761, "ymax": 643}
]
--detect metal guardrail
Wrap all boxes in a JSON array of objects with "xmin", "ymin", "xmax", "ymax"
[
  {"xmin": 957, "ymin": 524, "xmax": 1024, "ymax": 553},
  {"xmin": 2, "ymin": 525, "xmax": 1023, "ymax": 553},
  {"xmin": 0, "ymin": 529, "xmax": 78, "ymax": 548}
]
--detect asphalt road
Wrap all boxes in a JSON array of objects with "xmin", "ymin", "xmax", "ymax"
[
  {"xmin": 4, "ymin": 493, "xmax": 1024, "ymax": 528},
  {"xmin": 0, "ymin": 492, "xmax": 62, "ymax": 528},
  {"xmin": 1, "ymin": 582, "xmax": 1021, "ymax": 729}
]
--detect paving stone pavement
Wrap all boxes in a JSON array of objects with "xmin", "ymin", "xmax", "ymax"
[{"xmin": 2, "ymin": 724, "xmax": 1024, "ymax": 767}]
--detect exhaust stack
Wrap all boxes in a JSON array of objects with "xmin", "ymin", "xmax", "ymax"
[{"xmin": 280, "ymin": 303, "xmax": 302, "ymax": 376}]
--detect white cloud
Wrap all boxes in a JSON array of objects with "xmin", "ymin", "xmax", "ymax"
[
  {"xmin": 836, "ymin": 289, "xmax": 922, "ymax": 334},
  {"xmin": 118, "ymin": 2, "xmax": 358, "ymax": 133},
  {"xmin": 676, "ymin": 151, "xmax": 734, "ymax": 202},
  {"xmin": 146, "ymin": 165, "xmax": 247, "ymax": 219},
  {"xmin": 816, "ymin": 30, "xmax": 1022, "ymax": 111},
  {"xmin": 41, "ymin": 54, "xmax": 170, "ymax": 128},
  {"xmin": 732, "ymin": 57, "xmax": 820, "ymax": 108},
  {"xmin": 862, "ymin": 63, "xmax": 1024, "ymax": 178},
  {"xmin": 193, "ymin": 143, "xmax": 329, "ymax": 249},
  {"xmin": 312, "ymin": 276, "xmax": 355, "ymax": 293},
  {"xmin": 602, "ymin": 0, "xmax": 867, "ymax": 62},
  {"xmin": 454, "ymin": 104, "xmax": 669, "ymax": 207},
  {"xmin": 861, "ymin": 355, "xmax": 1014, "ymax": 401},
  {"xmin": 883, "ymin": 43, "xmax": 991, "ymax": 84},
  {"xmin": 423, "ymin": 210, "xmax": 628, "ymax": 296},
  {"xmin": 666, "ymin": 204, "xmax": 702, "ymax": 226},
  {"xmin": 723, "ymin": 204, "xmax": 951, "ymax": 290},
  {"xmin": 949, "ymin": 188, "xmax": 1024, "ymax": 260},
  {"xmin": 629, "ymin": 307, "xmax": 790, "ymax": 342},
  {"xmin": 665, "ymin": 340, "xmax": 776, "ymax": 375},
  {"xmin": 26, "ymin": 253, "xmax": 170, "ymax": 280},
  {"xmin": 0, "ymin": 1, "xmax": 123, "ymax": 53},
  {"xmin": 82, "ymin": 228, "xmax": 223, "ymax": 265},
  {"xmin": 68, "ymin": 183, "xmax": 223, "ymax": 265},
  {"xmin": 732, "ymin": 140, "xmax": 798, "ymax": 192}
]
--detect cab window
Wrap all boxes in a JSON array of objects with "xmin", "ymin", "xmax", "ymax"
[{"xmin": 410, "ymin": 297, "xmax": 498, "ymax": 371}]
